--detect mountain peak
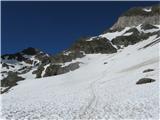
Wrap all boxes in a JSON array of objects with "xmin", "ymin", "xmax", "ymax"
[
  {"xmin": 122, "ymin": 4, "xmax": 160, "ymax": 17},
  {"xmin": 110, "ymin": 4, "xmax": 160, "ymax": 30},
  {"xmin": 21, "ymin": 47, "xmax": 41, "ymax": 55}
]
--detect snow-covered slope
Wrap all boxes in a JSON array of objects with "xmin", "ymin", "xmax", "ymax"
[
  {"xmin": 1, "ymin": 4, "xmax": 160, "ymax": 120},
  {"xmin": 1, "ymin": 34, "xmax": 159, "ymax": 119}
]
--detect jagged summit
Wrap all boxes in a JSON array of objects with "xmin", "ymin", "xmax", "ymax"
[
  {"xmin": 122, "ymin": 4, "xmax": 160, "ymax": 16},
  {"xmin": 21, "ymin": 47, "xmax": 41, "ymax": 55},
  {"xmin": 1, "ymin": 47, "xmax": 48, "ymax": 60},
  {"xmin": 110, "ymin": 4, "xmax": 160, "ymax": 30}
]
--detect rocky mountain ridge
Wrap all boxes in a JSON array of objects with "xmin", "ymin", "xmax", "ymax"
[{"xmin": 111, "ymin": 4, "xmax": 160, "ymax": 30}]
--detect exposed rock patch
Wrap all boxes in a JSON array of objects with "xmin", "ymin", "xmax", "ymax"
[
  {"xmin": 111, "ymin": 28, "xmax": 157, "ymax": 47},
  {"xmin": 111, "ymin": 5, "xmax": 160, "ymax": 30},
  {"xmin": 141, "ymin": 24, "xmax": 159, "ymax": 30},
  {"xmin": 70, "ymin": 37, "xmax": 117, "ymax": 54},
  {"xmin": 1, "ymin": 72, "xmax": 25, "ymax": 94},
  {"xmin": 43, "ymin": 62, "xmax": 80, "ymax": 77},
  {"xmin": 143, "ymin": 69, "xmax": 154, "ymax": 73},
  {"xmin": 1, "ymin": 72, "xmax": 25, "ymax": 87},
  {"xmin": 136, "ymin": 78, "xmax": 155, "ymax": 85}
]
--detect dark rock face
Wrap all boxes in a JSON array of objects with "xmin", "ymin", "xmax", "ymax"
[
  {"xmin": 1, "ymin": 72, "xmax": 25, "ymax": 87},
  {"xmin": 18, "ymin": 66, "xmax": 28, "ymax": 72},
  {"xmin": 1, "ymin": 47, "xmax": 50, "ymax": 64},
  {"xmin": 43, "ymin": 62, "xmax": 80, "ymax": 77},
  {"xmin": 112, "ymin": 36, "xmax": 136, "ymax": 47},
  {"xmin": 35, "ymin": 52, "xmax": 50, "ymax": 64},
  {"xmin": 22, "ymin": 47, "xmax": 40, "ymax": 55},
  {"xmin": 136, "ymin": 78, "xmax": 155, "ymax": 85},
  {"xmin": 70, "ymin": 37, "xmax": 117, "ymax": 54},
  {"xmin": 67, "ymin": 62, "xmax": 80, "ymax": 71},
  {"xmin": 2, "ymin": 53, "xmax": 27, "ymax": 62},
  {"xmin": 51, "ymin": 51, "xmax": 84, "ymax": 63},
  {"xmin": 67, "ymin": 51, "xmax": 84, "ymax": 60},
  {"xmin": 1, "ymin": 72, "xmax": 25, "ymax": 94},
  {"xmin": 111, "ymin": 33, "xmax": 140, "ymax": 47},
  {"xmin": 19, "ymin": 66, "xmax": 32, "ymax": 74},
  {"xmin": 2, "ymin": 63, "xmax": 10, "ymax": 69},
  {"xmin": 56, "ymin": 66, "xmax": 70, "ymax": 75},
  {"xmin": 44, "ymin": 65, "xmax": 61, "ymax": 77},
  {"xmin": 51, "ymin": 54, "xmax": 72, "ymax": 63},
  {"xmin": 32, "ymin": 65, "xmax": 45, "ymax": 78},
  {"xmin": 111, "ymin": 29, "xmax": 153, "ymax": 47},
  {"xmin": 33, "ymin": 62, "xmax": 80, "ymax": 78},
  {"xmin": 141, "ymin": 24, "xmax": 159, "ymax": 30}
]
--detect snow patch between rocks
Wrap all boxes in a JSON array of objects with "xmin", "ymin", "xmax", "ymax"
[{"xmin": 99, "ymin": 27, "xmax": 131, "ymax": 40}]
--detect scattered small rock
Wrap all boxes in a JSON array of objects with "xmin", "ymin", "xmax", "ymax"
[
  {"xmin": 104, "ymin": 62, "xmax": 108, "ymax": 64},
  {"xmin": 136, "ymin": 78, "xmax": 155, "ymax": 85},
  {"xmin": 67, "ymin": 62, "xmax": 80, "ymax": 71},
  {"xmin": 143, "ymin": 69, "xmax": 154, "ymax": 73}
]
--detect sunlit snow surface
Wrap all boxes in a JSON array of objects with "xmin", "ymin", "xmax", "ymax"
[
  {"xmin": 1, "ymin": 35, "xmax": 160, "ymax": 120},
  {"xmin": 99, "ymin": 27, "xmax": 131, "ymax": 41}
]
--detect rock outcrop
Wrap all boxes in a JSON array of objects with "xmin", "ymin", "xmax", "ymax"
[
  {"xmin": 33, "ymin": 36, "xmax": 117, "ymax": 78},
  {"xmin": 136, "ymin": 78, "xmax": 156, "ymax": 84},
  {"xmin": 111, "ymin": 24, "xmax": 160, "ymax": 47},
  {"xmin": 45, "ymin": 62, "xmax": 80, "ymax": 76},
  {"xmin": 70, "ymin": 37, "xmax": 117, "ymax": 54},
  {"xmin": 111, "ymin": 5, "xmax": 160, "ymax": 30},
  {"xmin": 1, "ymin": 72, "xmax": 25, "ymax": 87}
]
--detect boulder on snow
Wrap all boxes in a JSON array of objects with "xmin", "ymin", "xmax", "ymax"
[
  {"xmin": 136, "ymin": 78, "xmax": 155, "ymax": 85},
  {"xmin": 67, "ymin": 62, "xmax": 80, "ymax": 71},
  {"xmin": 143, "ymin": 69, "xmax": 154, "ymax": 73}
]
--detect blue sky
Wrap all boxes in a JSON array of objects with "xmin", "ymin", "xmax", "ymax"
[{"xmin": 1, "ymin": 1, "xmax": 159, "ymax": 55}]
